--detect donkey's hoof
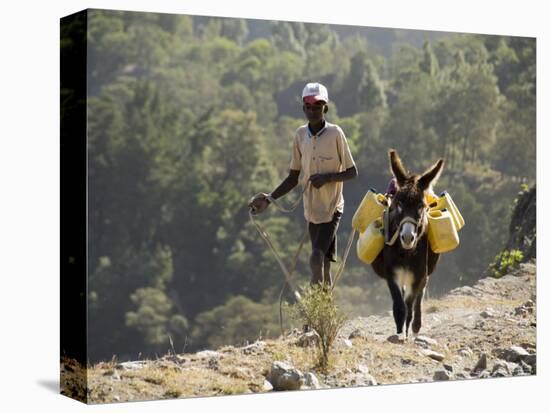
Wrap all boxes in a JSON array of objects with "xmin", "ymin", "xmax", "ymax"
[{"xmin": 387, "ymin": 334, "xmax": 405, "ymax": 344}]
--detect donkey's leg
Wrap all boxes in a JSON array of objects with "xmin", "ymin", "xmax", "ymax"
[
  {"xmin": 412, "ymin": 279, "xmax": 428, "ymax": 335},
  {"xmin": 387, "ymin": 278, "xmax": 407, "ymax": 336},
  {"xmin": 405, "ymin": 293, "xmax": 415, "ymax": 339}
]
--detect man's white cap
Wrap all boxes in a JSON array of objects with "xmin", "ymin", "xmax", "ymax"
[{"xmin": 302, "ymin": 82, "xmax": 328, "ymax": 104}]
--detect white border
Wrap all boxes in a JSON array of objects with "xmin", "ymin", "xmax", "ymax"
[{"xmin": 0, "ymin": 0, "xmax": 547, "ymax": 412}]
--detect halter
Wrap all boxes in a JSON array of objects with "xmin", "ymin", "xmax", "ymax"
[{"xmin": 384, "ymin": 206, "xmax": 429, "ymax": 247}]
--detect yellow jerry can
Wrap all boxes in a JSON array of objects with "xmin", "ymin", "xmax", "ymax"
[
  {"xmin": 356, "ymin": 218, "xmax": 385, "ymax": 264},
  {"xmin": 429, "ymin": 191, "xmax": 465, "ymax": 231},
  {"xmin": 427, "ymin": 209, "xmax": 460, "ymax": 253},
  {"xmin": 352, "ymin": 189, "xmax": 388, "ymax": 233},
  {"xmin": 425, "ymin": 191, "xmax": 438, "ymax": 206}
]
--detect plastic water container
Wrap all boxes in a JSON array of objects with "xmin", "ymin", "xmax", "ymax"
[
  {"xmin": 356, "ymin": 218, "xmax": 385, "ymax": 264},
  {"xmin": 425, "ymin": 191, "xmax": 438, "ymax": 206},
  {"xmin": 352, "ymin": 188, "xmax": 388, "ymax": 233},
  {"xmin": 430, "ymin": 191, "xmax": 465, "ymax": 231},
  {"xmin": 427, "ymin": 209, "xmax": 460, "ymax": 253}
]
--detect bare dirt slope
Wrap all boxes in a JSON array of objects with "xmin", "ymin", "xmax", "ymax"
[{"xmin": 67, "ymin": 260, "xmax": 536, "ymax": 404}]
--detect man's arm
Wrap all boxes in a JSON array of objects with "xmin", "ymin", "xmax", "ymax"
[
  {"xmin": 310, "ymin": 165, "xmax": 357, "ymax": 188},
  {"xmin": 270, "ymin": 169, "xmax": 300, "ymax": 200},
  {"xmin": 248, "ymin": 169, "xmax": 300, "ymax": 214}
]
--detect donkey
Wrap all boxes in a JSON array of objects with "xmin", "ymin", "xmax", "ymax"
[{"xmin": 371, "ymin": 150, "xmax": 443, "ymax": 341}]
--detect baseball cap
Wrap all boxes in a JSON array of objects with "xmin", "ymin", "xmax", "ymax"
[{"xmin": 302, "ymin": 82, "xmax": 328, "ymax": 104}]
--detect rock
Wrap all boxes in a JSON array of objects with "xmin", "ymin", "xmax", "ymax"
[
  {"xmin": 433, "ymin": 370, "xmax": 452, "ymax": 381},
  {"xmin": 401, "ymin": 358, "xmax": 416, "ymax": 366},
  {"xmin": 458, "ymin": 347, "xmax": 474, "ymax": 357},
  {"xmin": 524, "ymin": 353, "xmax": 536, "ymax": 369},
  {"xmin": 242, "ymin": 341, "xmax": 266, "ymax": 355},
  {"xmin": 195, "ymin": 350, "xmax": 222, "ymax": 359},
  {"xmin": 341, "ymin": 339, "xmax": 353, "ymax": 349},
  {"xmin": 514, "ymin": 307, "xmax": 529, "ymax": 316},
  {"xmin": 349, "ymin": 328, "xmax": 368, "ymax": 340},
  {"xmin": 474, "ymin": 320, "xmax": 486, "ymax": 330},
  {"xmin": 113, "ymin": 395, "xmax": 120, "ymax": 402},
  {"xmin": 520, "ymin": 360, "xmax": 533, "ymax": 374},
  {"xmin": 449, "ymin": 286, "xmax": 478, "ymax": 297},
  {"xmin": 304, "ymin": 373, "xmax": 322, "ymax": 389},
  {"xmin": 296, "ymin": 331, "xmax": 320, "ymax": 348},
  {"xmin": 514, "ymin": 302, "xmax": 534, "ymax": 316},
  {"xmin": 116, "ymin": 361, "xmax": 147, "ymax": 371},
  {"xmin": 455, "ymin": 372, "xmax": 470, "ymax": 380},
  {"xmin": 491, "ymin": 361, "xmax": 514, "ymax": 377},
  {"xmin": 421, "ymin": 349, "xmax": 445, "ymax": 361},
  {"xmin": 387, "ymin": 334, "xmax": 405, "ymax": 344},
  {"xmin": 364, "ymin": 374, "xmax": 378, "ymax": 386},
  {"xmin": 512, "ymin": 365, "xmax": 525, "ymax": 376},
  {"xmin": 443, "ymin": 364, "xmax": 454, "ymax": 372},
  {"xmin": 524, "ymin": 299, "xmax": 535, "ymax": 308},
  {"xmin": 473, "ymin": 353, "xmax": 488, "ymax": 373},
  {"xmin": 353, "ymin": 364, "xmax": 370, "ymax": 375},
  {"xmin": 262, "ymin": 380, "xmax": 274, "ymax": 392},
  {"xmin": 478, "ymin": 370, "xmax": 491, "ymax": 379},
  {"xmin": 491, "ymin": 369, "xmax": 508, "ymax": 378},
  {"xmin": 480, "ymin": 309, "xmax": 496, "ymax": 318},
  {"xmin": 502, "ymin": 346, "xmax": 530, "ymax": 363},
  {"xmin": 351, "ymin": 374, "xmax": 377, "ymax": 386},
  {"xmin": 267, "ymin": 361, "xmax": 304, "ymax": 391},
  {"xmin": 415, "ymin": 336, "xmax": 438, "ymax": 347}
]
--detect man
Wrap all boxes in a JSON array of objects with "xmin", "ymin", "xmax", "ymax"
[{"xmin": 249, "ymin": 82, "xmax": 357, "ymax": 287}]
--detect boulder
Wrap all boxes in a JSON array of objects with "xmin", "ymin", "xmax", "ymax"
[
  {"xmin": 433, "ymin": 370, "xmax": 452, "ymax": 381},
  {"xmin": 262, "ymin": 380, "xmax": 274, "ymax": 392},
  {"xmin": 267, "ymin": 361, "xmax": 304, "ymax": 391},
  {"xmin": 415, "ymin": 336, "xmax": 439, "ymax": 347},
  {"xmin": 491, "ymin": 360, "xmax": 515, "ymax": 377},
  {"xmin": 422, "ymin": 349, "xmax": 445, "ymax": 362},
  {"xmin": 304, "ymin": 372, "xmax": 322, "ymax": 389},
  {"xmin": 502, "ymin": 346, "xmax": 530, "ymax": 363},
  {"xmin": 473, "ymin": 353, "xmax": 488, "ymax": 373}
]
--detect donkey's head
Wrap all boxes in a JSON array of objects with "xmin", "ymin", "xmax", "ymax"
[{"xmin": 387, "ymin": 149, "xmax": 444, "ymax": 251}]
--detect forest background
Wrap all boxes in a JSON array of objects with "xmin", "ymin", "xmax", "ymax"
[{"xmin": 61, "ymin": 10, "xmax": 535, "ymax": 362}]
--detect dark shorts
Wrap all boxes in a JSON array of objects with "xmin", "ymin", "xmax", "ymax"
[{"xmin": 308, "ymin": 211, "xmax": 342, "ymax": 262}]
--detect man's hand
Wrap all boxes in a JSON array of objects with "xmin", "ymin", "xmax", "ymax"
[
  {"xmin": 248, "ymin": 193, "xmax": 271, "ymax": 215},
  {"xmin": 309, "ymin": 173, "xmax": 333, "ymax": 189}
]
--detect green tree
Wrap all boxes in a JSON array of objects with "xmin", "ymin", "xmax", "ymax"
[{"xmin": 191, "ymin": 296, "xmax": 280, "ymax": 349}]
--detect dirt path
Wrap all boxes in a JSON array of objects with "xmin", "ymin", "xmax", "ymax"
[{"xmin": 74, "ymin": 261, "xmax": 536, "ymax": 404}]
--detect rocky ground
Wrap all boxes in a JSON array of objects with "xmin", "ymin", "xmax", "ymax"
[{"xmin": 62, "ymin": 260, "xmax": 536, "ymax": 404}]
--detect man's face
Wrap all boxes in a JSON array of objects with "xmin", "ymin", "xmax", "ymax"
[{"xmin": 303, "ymin": 100, "xmax": 327, "ymax": 123}]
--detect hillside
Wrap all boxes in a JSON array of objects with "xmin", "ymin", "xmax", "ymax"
[{"xmin": 62, "ymin": 259, "xmax": 536, "ymax": 404}]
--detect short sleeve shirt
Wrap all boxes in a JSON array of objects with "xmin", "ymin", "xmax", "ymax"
[{"xmin": 290, "ymin": 121, "xmax": 356, "ymax": 224}]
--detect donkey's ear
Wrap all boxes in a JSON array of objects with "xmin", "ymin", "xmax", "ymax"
[
  {"xmin": 418, "ymin": 159, "xmax": 444, "ymax": 191},
  {"xmin": 389, "ymin": 149, "xmax": 408, "ymax": 187}
]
